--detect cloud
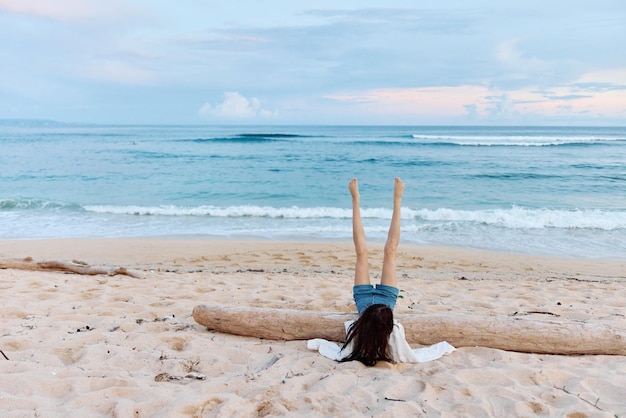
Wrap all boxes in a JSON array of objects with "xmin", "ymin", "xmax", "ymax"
[
  {"xmin": 463, "ymin": 103, "xmax": 479, "ymax": 119},
  {"xmin": 198, "ymin": 92, "xmax": 276, "ymax": 120},
  {"xmin": 0, "ymin": 0, "xmax": 144, "ymax": 24},
  {"xmin": 82, "ymin": 59, "xmax": 156, "ymax": 85},
  {"xmin": 544, "ymin": 94, "xmax": 592, "ymax": 101},
  {"xmin": 491, "ymin": 38, "xmax": 558, "ymax": 89},
  {"xmin": 324, "ymin": 81, "xmax": 626, "ymax": 124},
  {"xmin": 486, "ymin": 93, "xmax": 517, "ymax": 119},
  {"xmin": 177, "ymin": 34, "xmax": 269, "ymax": 49},
  {"xmin": 303, "ymin": 7, "xmax": 476, "ymax": 33},
  {"xmin": 571, "ymin": 68, "xmax": 626, "ymax": 92},
  {"xmin": 576, "ymin": 69, "xmax": 626, "ymax": 85},
  {"xmin": 325, "ymin": 86, "xmax": 489, "ymax": 123}
]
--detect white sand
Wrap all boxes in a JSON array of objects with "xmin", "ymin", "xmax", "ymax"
[{"xmin": 1, "ymin": 238, "xmax": 625, "ymax": 417}]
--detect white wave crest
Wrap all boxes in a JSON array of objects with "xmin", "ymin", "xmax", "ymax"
[
  {"xmin": 83, "ymin": 204, "xmax": 626, "ymax": 231},
  {"xmin": 83, "ymin": 204, "xmax": 353, "ymax": 218},
  {"xmin": 411, "ymin": 134, "xmax": 620, "ymax": 146},
  {"xmin": 415, "ymin": 207, "xmax": 626, "ymax": 230}
]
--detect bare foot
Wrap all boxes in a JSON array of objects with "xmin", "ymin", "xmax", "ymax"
[
  {"xmin": 349, "ymin": 178, "xmax": 360, "ymax": 201},
  {"xmin": 394, "ymin": 177, "xmax": 404, "ymax": 202}
]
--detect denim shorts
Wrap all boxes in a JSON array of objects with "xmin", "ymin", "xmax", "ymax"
[{"xmin": 353, "ymin": 284, "xmax": 399, "ymax": 314}]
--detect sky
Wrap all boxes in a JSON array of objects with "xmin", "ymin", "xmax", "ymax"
[{"xmin": 0, "ymin": 0, "xmax": 625, "ymax": 125}]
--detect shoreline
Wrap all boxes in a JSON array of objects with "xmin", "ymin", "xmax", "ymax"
[
  {"xmin": 1, "ymin": 237, "xmax": 625, "ymax": 416},
  {"xmin": 2, "ymin": 236, "xmax": 625, "ymax": 269}
]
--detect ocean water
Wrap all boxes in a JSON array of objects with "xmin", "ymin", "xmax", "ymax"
[{"xmin": 1, "ymin": 123, "xmax": 625, "ymax": 259}]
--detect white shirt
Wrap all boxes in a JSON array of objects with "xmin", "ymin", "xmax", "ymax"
[{"xmin": 307, "ymin": 320, "xmax": 455, "ymax": 363}]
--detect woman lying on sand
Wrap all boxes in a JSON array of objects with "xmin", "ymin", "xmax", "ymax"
[
  {"xmin": 310, "ymin": 177, "xmax": 454, "ymax": 366},
  {"xmin": 340, "ymin": 177, "xmax": 404, "ymax": 366}
]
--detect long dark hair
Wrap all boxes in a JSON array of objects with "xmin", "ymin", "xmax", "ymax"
[{"xmin": 340, "ymin": 304, "xmax": 395, "ymax": 366}]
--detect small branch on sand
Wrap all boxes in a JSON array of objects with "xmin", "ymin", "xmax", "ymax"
[
  {"xmin": 553, "ymin": 385, "xmax": 602, "ymax": 411},
  {"xmin": 154, "ymin": 372, "xmax": 206, "ymax": 382},
  {"xmin": 0, "ymin": 350, "xmax": 9, "ymax": 360},
  {"xmin": 0, "ymin": 258, "xmax": 144, "ymax": 279},
  {"xmin": 256, "ymin": 354, "xmax": 284, "ymax": 373},
  {"xmin": 511, "ymin": 311, "xmax": 560, "ymax": 317}
]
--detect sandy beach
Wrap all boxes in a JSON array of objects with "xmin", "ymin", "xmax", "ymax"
[{"xmin": 1, "ymin": 238, "xmax": 625, "ymax": 417}]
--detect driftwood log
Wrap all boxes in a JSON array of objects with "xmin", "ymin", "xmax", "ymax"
[
  {"xmin": 0, "ymin": 258, "xmax": 144, "ymax": 279},
  {"xmin": 193, "ymin": 304, "xmax": 626, "ymax": 355}
]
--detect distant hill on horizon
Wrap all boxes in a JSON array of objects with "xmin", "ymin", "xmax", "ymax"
[{"xmin": 0, "ymin": 118, "xmax": 64, "ymax": 126}]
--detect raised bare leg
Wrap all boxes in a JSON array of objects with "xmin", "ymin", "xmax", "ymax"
[
  {"xmin": 350, "ymin": 178, "xmax": 370, "ymax": 286},
  {"xmin": 381, "ymin": 177, "xmax": 404, "ymax": 288}
]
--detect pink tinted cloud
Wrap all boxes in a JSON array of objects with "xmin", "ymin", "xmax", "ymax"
[
  {"xmin": 0, "ymin": 0, "xmax": 144, "ymax": 23},
  {"xmin": 326, "ymin": 80, "xmax": 626, "ymax": 121},
  {"xmin": 327, "ymin": 86, "xmax": 492, "ymax": 118}
]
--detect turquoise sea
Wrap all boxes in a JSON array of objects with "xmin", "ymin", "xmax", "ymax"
[{"xmin": 1, "ymin": 122, "xmax": 625, "ymax": 259}]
